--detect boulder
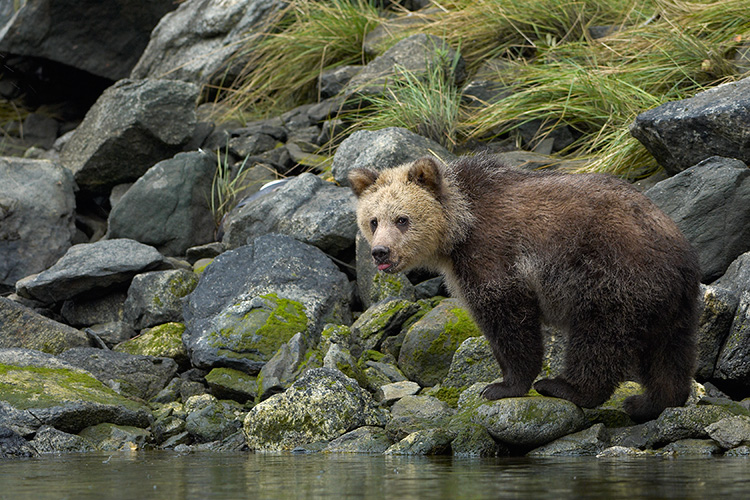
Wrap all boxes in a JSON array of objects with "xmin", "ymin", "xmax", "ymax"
[
  {"xmin": 123, "ymin": 269, "xmax": 199, "ymax": 330},
  {"xmin": 323, "ymin": 426, "xmax": 393, "ymax": 454},
  {"xmin": 184, "ymin": 394, "xmax": 245, "ymax": 443},
  {"xmin": 78, "ymin": 423, "xmax": 152, "ymax": 451},
  {"xmin": 696, "ymin": 285, "xmax": 740, "ymax": 380},
  {"xmin": 350, "ymin": 299, "xmax": 421, "ymax": 352},
  {"xmin": 443, "ymin": 336, "xmax": 503, "ymax": 390},
  {"xmin": 108, "ymin": 151, "xmax": 218, "ymax": 256},
  {"xmin": 256, "ymin": 332, "xmax": 320, "ymax": 399},
  {"xmin": 61, "ymin": 291, "xmax": 128, "ymax": 327},
  {"xmin": 527, "ymin": 423, "xmax": 609, "ymax": 457},
  {"xmin": 384, "ymin": 395, "xmax": 455, "ymax": 441},
  {"xmin": 60, "ymin": 79, "xmax": 199, "ymax": 195},
  {"xmin": 384, "ymin": 428, "xmax": 454, "ymax": 455},
  {"xmin": 222, "ymin": 173, "xmax": 357, "ymax": 257},
  {"xmin": 15, "ymin": 239, "xmax": 167, "ymax": 304},
  {"xmin": 113, "ymin": 322, "xmax": 189, "ymax": 368},
  {"xmin": 645, "ymin": 156, "xmax": 750, "ymax": 281},
  {"xmin": 0, "ymin": 426, "xmax": 37, "ymax": 458},
  {"xmin": 0, "ymin": 297, "xmax": 91, "ymax": 354},
  {"xmin": 705, "ymin": 415, "xmax": 750, "ymax": 449},
  {"xmin": 243, "ymin": 368, "xmax": 385, "ymax": 451},
  {"xmin": 714, "ymin": 291, "xmax": 750, "ymax": 393},
  {"xmin": 0, "ymin": 0, "xmax": 177, "ymax": 80},
  {"xmin": 0, "ymin": 158, "xmax": 76, "ymax": 289},
  {"xmin": 204, "ymin": 367, "xmax": 258, "ymax": 403},
  {"xmin": 183, "ymin": 234, "xmax": 350, "ymax": 374},
  {"xmin": 713, "ymin": 252, "xmax": 750, "ymax": 293},
  {"xmin": 654, "ymin": 405, "xmax": 738, "ymax": 445},
  {"xmin": 631, "ymin": 77, "xmax": 750, "ymax": 174},
  {"xmin": 29, "ymin": 426, "xmax": 95, "ymax": 454}
]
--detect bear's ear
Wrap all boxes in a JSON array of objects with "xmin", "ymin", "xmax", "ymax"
[
  {"xmin": 348, "ymin": 168, "xmax": 379, "ymax": 197},
  {"xmin": 408, "ymin": 157, "xmax": 443, "ymax": 197}
]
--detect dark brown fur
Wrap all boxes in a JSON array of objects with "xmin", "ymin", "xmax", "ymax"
[{"xmin": 350, "ymin": 154, "xmax": 701, "ymax": 422}]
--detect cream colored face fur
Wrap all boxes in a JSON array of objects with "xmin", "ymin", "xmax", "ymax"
[{"xmin": 351, "ymin": 161, "xmax": 449, "ymax": 274}]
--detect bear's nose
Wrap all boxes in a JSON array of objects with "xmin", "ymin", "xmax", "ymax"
[{"xmin": 371, "ymin": 246, "xmax": 390, "ymax": 262}]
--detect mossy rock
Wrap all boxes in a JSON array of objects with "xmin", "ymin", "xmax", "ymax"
[
  {"xmin": 205, "ymin": 367, "xmax": 258, "ymax": 404},
  {"xmin": 114, "ymin": 322, "xmax": 189, "ymax": 367},
  {"xmin": 351, "ymin": 298, "xmax": 420, "ymax": 351},
  {"xmin": 78, "ymin": 423, "xmax": 152, "ymax": 451}
]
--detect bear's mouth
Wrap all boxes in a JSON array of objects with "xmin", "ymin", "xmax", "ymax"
[{"xmin": 375, "ymin": 260, "xmax": 400, "ymax": 273}]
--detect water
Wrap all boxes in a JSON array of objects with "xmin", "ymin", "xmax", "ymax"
[{"xmin": 1, "ymin": 452, "xmax": 749, "ymax": 499}]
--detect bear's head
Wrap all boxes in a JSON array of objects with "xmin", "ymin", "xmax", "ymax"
[{"xmin": 348, "ymin": 157, "xmax": 450, "ymax": 274}]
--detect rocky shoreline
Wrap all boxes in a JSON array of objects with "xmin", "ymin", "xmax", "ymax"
[{"xmin": 3, "ymin": 1, "xmax": 750, "ymax": 458}]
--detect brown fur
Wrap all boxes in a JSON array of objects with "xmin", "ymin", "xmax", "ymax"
[{"xmin": 350, "ymin": 154, "xmax": 701, "ymax": 422}]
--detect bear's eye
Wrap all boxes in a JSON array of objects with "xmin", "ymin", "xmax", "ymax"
[
  {"xmin": 395, "ymin": 216, "xmax": 409, "ymax": 228},
  {"xmin": 369, "ymin": 218, "xmax": 378, "ymax": 232}
]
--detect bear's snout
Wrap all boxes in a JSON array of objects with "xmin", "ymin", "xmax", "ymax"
[{"xmin": 371, "ymin": 245, "xmax": 396, "ymax": 272}]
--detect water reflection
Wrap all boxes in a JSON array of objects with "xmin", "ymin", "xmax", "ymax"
[{"xmin": 1, "ymin": 451, "xmax": 749, "ymax": 499}]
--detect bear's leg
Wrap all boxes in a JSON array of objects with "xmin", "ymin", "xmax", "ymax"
[{"xmin": 479, "ymin": 301, "xmax": 543, "ymax": 400}]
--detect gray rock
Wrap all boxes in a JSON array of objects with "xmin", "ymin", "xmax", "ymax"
[
  {"xmin": 443, "ymin": 336, "xmax": 503, "ymax": 389},
  {"xmin": 222, "ymin": 173, "xmax": 357, "ymax": 257},
  {"xmin": 184, "ymin": 394, "xmax": 245, "ymax": 443},
  {"xmin": 123, "ymin": 269, "xmax": 199, "ymax": 330},
  {"xmin": 385, "ymin": 395, "xmax": 455, "ymax": 441},
  {"xmin": 61, "ymin": 291, "xmax": 128, "ymax": 327},
  {"xmin": 705, "ymin": 415, "xmax": 750, "ymax": 449},
  {"xmin": 398, "ymin": 299, "xmax": 482, "ymax": 387},
  {"xmin": 30, "ymin": 426, "xmax": 96, "ymax": 454},
  {"xmin": 331, "ymin": 127, "xmax": 454, "ymax": 186},
  {"xmin": 607, "ymin": 421, "xmax": 660, "ymax": 450},
  {"xmin": 0, "ymin": 297, "xmax": 91, "ymax": 354},
  {"xmin": 527, "ymin": 423, "xmax": 609, "ymax": 457},
  {"xmin": 715, "ymin": 292, "xmax": 750, "ymax": 390},
  {"xmin": 108, "ymin": 151, "xmax": 217, "ymax": 256},
  {"xmin": 471, "ymin": 397, "xmax": 588, "ymax": 448},
  {"xmin": 15, "ymin": 239, "xmax": 167, "ymax": 304},
  {"xmin": 323, "ymin": 343, "xmax": 368, "ymax": 389},
  {"xmin": 654, "ymin": 405, "xmax": 736, "ymax": 445},
  {"xmin": 451, "ymin": 424, "xmax": 505, "ymax": 457},
  {"xmin": 375, "ymin": 381, "xmax": 421, "ymax": 404},
  {"xmin": 0, "ymin": 158, "xmax": 76, "ymax": 288},
  {"xmin": 0, "ymin": 0, "xmax": 176, "ymax": 80},
  {"xmin": 60, "ymin": 79, "xmax": 199, "ymax": 195},
  {"xmin": 0, "ymin": 426, "xmax": 37, "ymax": 458},
  {"xmin": 356, "ymin": 233, "xmax": 416, "ymax": 309},
  {"xmin": 696, "ymin": 285, "xmax": 740, "ymax": 380},
  {"xmin": 323, "ymin": 426, "xmax": 393, "ymax": 454},
  {"xmin": 645, "ymin": 156, "xmax": 750, "ymax": 281},
  {"xmin": 631, "ymin": 77, "xmax": 750, "ymax": 174},
  {"xmin": 183, "ymin": 234, "xmax": 350, "ymax": 373},
  {"xmin": 660, "ymin": 438, "xmax": 723, "ymax": 456},
  {"xmin": 713, "ymin": 252, "xmax": 750, "ymax": 293},
  {"xmin": 384, "ymin": 428, "xmax": 454, "ymax": 455},
  {"xmin": 243, "ymin": 368, "xmax": 386, "ymax": 451},
  {"xmin": 78, "ymin": 423, "xmax": 152, "ymax": 451},
  {"xmin": 351, "ymin": 299, "xmax": 421, "ymax": 352},
  {"xmin": 256, "ymin": 332, "xmax": 318, "ymax": 399},
  {"xmin": 58, "ymin": 347, "xmax": 179, "ymax": 401},
  {"xmin": 131, "ymin": 0, "xmax": 285, "ymax": 85},
  {"xmin": 319, "ymin": 65, "xmax": 362, "ymax": 98}
]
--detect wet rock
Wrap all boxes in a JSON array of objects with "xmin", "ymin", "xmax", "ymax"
[
  {"xmin": 645, "ymin": 156, "xmax": 750, "ymax": 281},
  {"xmin": 78, "ymin": 423, "xmax": 151, "ymax": 451},
  {"xmin": 654, "ymin": 406, "xmax": 739, "ymax": 445},
  {"xmin": 15, "ymin": 239, "xmax": 167, "ymax": 305},
  {"xmin": 183, "ymin": 234, "xmax": 350, "ymax": 374},
  {"xmin": 527, "ymin": 423, "xmax": 609, "ymax": 457},
  {"xmin": 398, "ymin": 299, "xmax": 481, "ymax": 387},
  {"xmin": 123, "ymin": 270, "xmax": 199, "ymax": 330},
  {"xmin": 0, "ymin": 349, "xmax": 151, "ymax": 434},
  {"xmin": 60, "ymin": 79, "xmax": 199, "ymax": 195},
  {"xmin": 356, "ymin": 233, "xmax": 417, "ymax": 309},
  {"xmin": 0, "ymin": 158, "xmax": 76, "ymax": 289},
  {"xmin": 205, "ymin": 367, "xmax": 257, "ymax": 404},
  {"xmin": 451, "ymin": 424, "xmax": 505, "ymax": 457},
  {"xmin": 714, "ymin": 292, "xmax": 750, "ymax": 393},
  {"xmin": 58, "ymin": 347, "xmax": 178, "ymax": 401},
  {"xmin": 631, "ymin": 77, "xmax": 750, "ymax": 174},
  {"xmin": 108, "ymin": 151, "xmax": 218, "ymax": 256},
  {"xmin": 332, "ymin": 126, "xmax": 454, "ymax": 187},
  {"xmin": 0, "ymin": 297, "xmax": 91, "ymax": 354},
  {"xmin": 384, "ymin": 428, "xmax": 454, "ymax": 455},
  {"xmin": 705, "ymin": 415, "xmax": 750, "ymax": 449},
  {"xmin": 385, "ymin": 395, "xmax": 455, "ymax": 441},
  {"xmin": 608, "ymin": 422, "xmax": 660, "ymax": 450},
  {"xmin": 696, "ymin": 285, "xmax": 740, "ymax": 380},
  {"xmin": 243, "ymin": 368, "xmax": 386, "ymax": 451},
  {"xmin": 0, "ymin": 426, "xmax": 37, "ymax": 459},
  {"xmin": 184, "ymin": 394, "xmax": 245, "ymax": 443},
  {"xmin": 660, "ymin": 439, "xmax": 723, "ymax": 456},
  {"xmin": 471, "ymin": 397, "xmax": 588, "ymax": 449},
  {"xmin": 113, "ymin": 322, "xmax": 189, "ymax": 368},
  {"xmin": 596, "ymin": 446, "xmax": 651, "ymax": 458},
  {"xmin": 222, "ymin": 173, "xmax": 357, "ymax": 257},
  {"xmin": 323, "ymin": 426, "xmax": 393, "ymax": 454},
  {"xmin": 351, "ymin": 299, "xmax": 421, "ymax": 352},
  {"xmin": 30, "ymin": 426, "xmax": 95, "ymax": 454}
]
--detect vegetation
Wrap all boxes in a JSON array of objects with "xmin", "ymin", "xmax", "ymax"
[{"xmin": 216, "ymin": 0, "xmax": 750, "ymax": 178}]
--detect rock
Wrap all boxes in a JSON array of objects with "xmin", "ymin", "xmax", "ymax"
[
  {"xmin": 323, "ymin": 426, "xmax": 393, "ymax": 454},
  {"xmin": 15, "ymin": 239, "xmax": 167, "ymax": 304},
  {"xmin": 184, "ymin": 394, "xmax": 245, "ymax": 443},
  {"xmin": 661, "ymin": 438, "xmax": 723, "ymax": 456},
  {"xmin": 319, "ymin": 65, "xmax": 362, "ymax": 98},
  {"xmin": 384, "ymin": 428, "xmax": 454, "ymax": 455},
  {"xmin": 705, "ymin": 416, "xmax": 750, "ymax": 449},
  {"xmin": 527, "ymin": 423, "xmax": 609, "ymax": 457},
  {"xmin": 356, "ymin": 233, "xmax": 416, "ymax": 309},
  {"xmin": 114, "ymin": 322, "xmax": 189, "ymax": 369},
  {"xmin": 654, "ymin": 405, "xmax": 737, "ymax": 445},
  {"xmin": 443, "ymin": 336, "xmax": 503, "ymax": 390},
  {"xmin": 57, "ymin": 347, "xmax": 178, "ymax": 401},
  {"xmin": 30, "ymin": 426, "xmax": 96, "ymax": 454},
  {"xmin": 351, "ymin": 299, "xmax": 421, "ymax": 352},
  {"xmin": 631, "ymin": 77, "xmax": 750, "ymax": 174},
  {"xmin": 696, "ymin": 285, "xmax": 740, "ymax": 380},
  {"xmin": 713, "ymin": 252, "xmax": 750, "ymax": 293},
  {"xmin": 78, "ymin": 423, "xmax": 151, "ymax": 451},
  {"xmin": 256, "ymin": 332, "xmax": 320, "ymax": 400},
  {"xmin": 0, "ymin": 297, "xmax": 91, "ymax": 354},
  {"xmin": 596, "ymin": 446, "xmax": 651, "ymax": 458},
  {"xmin": 0, "ymin": 349, "xmax": 151, "ymax": 434},
  {"xmin": 123, "ymin": 269, "xmax": 199, "ymax": 330},
  {"xmin": 645, "ymin": 156, "xmax": 750, "ymax": 281},
  {"xmin": 205, "ymin": 367, "xmax": 257, "ymax": 404},
  {"xmin": 61, "ymin": 291, "xmax": 128, "ymax": 327},
  {"xmin": 0, "ymin": 425, "xmax": 37, "ymax": 458},
  {"xmin": 0, "ymin": 0, "xmax": 176, "ymax": 80},
  {"xmin": 323, "ymin": 343, "xmax": 368, "ymax": 389},
  {"xmin": 375, "ymin": 381, "xmax": 421, "ymax": 404},
  {"xmin": 384, "ymin": 395, "xmax": 455, "ymax": 441},
  {"xmin": 183, "ymin": 234, "xmax": 350, "ymax": 374},
  {"xmin": 715, "ymin": 292, "xmax": 750, "ymax": 394},
  {"xmin": 131, "ymin": 0, "xmax": 285, "ymax": 85},
  {"xmin": 86, "ymin": 322, "xmax": 137, "ymax": 350},
  {"xmin": 0, "ymin": 158, "xmax": 76, "ymax": 289},
  {"xmin": 398, "ymin": 299, "xmax": 482, "ymax": 387},
  {"xmin": 222, "ymin": 173, "xmax": 357, "ymax": 257},
  {"xmin": 243, "ymin": 368, "xmax": 385, "ymax": 451},
  {"xmin": 451, "ymin": 424, "xmax": 505, "ymax": 457},
  {"xmin": 60, "ymin": 79, "xmax": 199, "ymax": 195},
  {"xmin": 108, "ymin": 151, "xmax": 218, "ymax": 256},
  {"xmin": 331, "ymin": 127, "xmax": 454, "ymax": 186},
  {"xmin": 471, "ymin": 397, "xmax": 588, "ymax": 449}
]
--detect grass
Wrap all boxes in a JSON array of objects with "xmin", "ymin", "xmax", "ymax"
[{"xmin": 216, "ymin": 0, "xmax": 750, "ymax": 178}]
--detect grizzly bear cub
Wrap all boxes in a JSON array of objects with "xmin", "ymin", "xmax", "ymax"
[{"xmin": 349, "ymin": 154, "xmax": 700, "ymax": 422}]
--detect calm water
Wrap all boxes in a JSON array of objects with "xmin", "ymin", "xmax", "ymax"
[{"xmin": 1, "ymin": 451, "xmax": 749, "ymax": 499}]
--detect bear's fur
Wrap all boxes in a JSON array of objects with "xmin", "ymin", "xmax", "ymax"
[{"xmin": 349, "ymin": 154, "xmax": 701, "ymax": 422}]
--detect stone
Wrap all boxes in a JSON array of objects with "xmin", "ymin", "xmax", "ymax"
[
  {"xmin": 60, "ymin": 79, "xmax": 199, "ymax": 195},
  {"xmin": 351, "ymin": 299, "xmax": 421, "ymax": 352},
  {"xmin": 0, "ymin": 425, "xmax": 37, "ymax": 458},
  {"xmin": 654, "ymin": 405, "xmax": 737, "ymax": 445},
  {"xmin": 323, "ymin": 343, "xmax": 368, "ymax": 389},
  {"xmin": 205, "ymin": 367, "xmax": 258, "ymax": 403},
  {"xmin": 527, "ymin": 423, "xmax": 609, "ymax": 457},
  {"xmin": 715, "ymin": 292, "xmax": 750, "ymax": 393},
  {"xmin": 256, "ymin": 332, "xmax": 320, "ymax": 400},
  {"xmin": 114, "ymin": 322, "xmax": 189, "ymax": 369},
  {"xmin": 696, "ymin": 285, "xmax": 740, "ymax": 380},
  {"xmin": 451, "ymin": 424, "xmax": 505, "ymax": 457},
  {"xmin": 78, "ymin": 423, "xmax": 152, "ymax": 451},
  {"xmin": 645, "ymin": 156, "xmax": 750, "ymax": 281},
  {"xmin": 61, "ymin": 291, "xmax": 128, "ymax": 327},
  {"xmin": 123, "ymin": 269, "xmax": 199, "ymax": 330},
  {"xmin": 713, "ymin": 252, "xmax": 750, "ymax": 293},
  {"xmin": 15, "ymin": 239, "xmax": 167, "ymax": 304},
  {"xmin": 108, "ymin": 151, "xmax": 218, "ymax": 256},
  {"xmin": 385, "ymin": 395, "xmax": 455, "ymax": 441},
  {"xmin": 0, "ymin": 158, "xmax": 76, "ymax": 289},
  {"xmin": 705, "ymin": 415, "xmax": 750, "ymax": 449},
  {"xmin": 661, "ymin": 439, "xmax": 723, "ymax": 456},
  {"xmin": 30, "ymin": 425, "xmax": 95, "ymax": 454},
  {"xmin": 384, "ymin": 428, "xmax": 454, "ymax": 455},
  {"xmin": 375, "ymin": 381, "xmax": 421, "ymax": 404},
  {"xmin": 631, "ymin": 77, "xmax": 750, "ymax": 174},
  {"xmin": 323, "ymin": 426, "xmax": 393, "ymax": 454},
  {"xmin": 443, "ymin": 336, "xmax": 503, "ymax": 390},
  {"xmin": 184, "ymin": 394, "xmax": 245, "ymax": 443}
]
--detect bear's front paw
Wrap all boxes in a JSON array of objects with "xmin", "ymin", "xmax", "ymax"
[{"xmin": 480, "ymin": 382, "xmax": 527, "ymax": 400}]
